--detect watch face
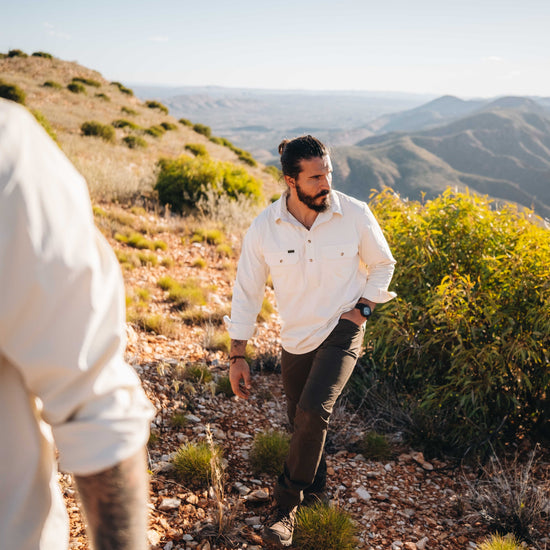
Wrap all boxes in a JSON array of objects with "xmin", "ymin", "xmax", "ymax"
[{"xmin": 357, "ymin": 304, "xmax": 372, "ymax": 317}]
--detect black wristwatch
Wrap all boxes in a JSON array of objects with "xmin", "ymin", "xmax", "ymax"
[{"xmin": 355, "ymin": 303, "xmax": 372, "ymax": 318}]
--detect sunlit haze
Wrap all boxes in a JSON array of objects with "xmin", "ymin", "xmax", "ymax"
[{"xmin": 2, "ymin": 0, "xmax": 549, "ymax": 98}]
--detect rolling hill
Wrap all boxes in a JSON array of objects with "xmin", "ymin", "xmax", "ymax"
[{"xmin": 332, "ymin": 99, "xmax": 550, "ymax": 219}]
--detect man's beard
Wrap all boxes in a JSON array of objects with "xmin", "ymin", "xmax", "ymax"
[{"xmin": 295, "ymin": 183, "xmax": 330, "ymax": 212}]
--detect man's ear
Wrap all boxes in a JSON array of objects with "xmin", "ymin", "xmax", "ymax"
[{"xmin": 284, "ymin": 175, "xmax": 295, "ymax": 189}]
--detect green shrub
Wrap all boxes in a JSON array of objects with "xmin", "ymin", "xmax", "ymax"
[
  {"xmin": 157, "ymin": 276, "xmax": 207, "ymax": 308},
  {"xmin": 171, "ymin": 413, "xmax": 188, "ymax": 428},
  {"xmin": 477, "ymin": 534, "xmax": 523, "ymax": 550},
  {"xmin": 111, "ymin": 118, "xmax": 140, "ymax": 130},
  {"xmin": 250, "ymin": 430, "xmax": 290, "ymax": 475},
  {"xmin": 123, "ymin": 135, "xmax": 147, "ymax": 149},
  {"xmin": 0, "ymin": 80, "xmax": 26, "ymax": 104},
  {"xmin": 204, "ymin": 330, "xmax": 231, "ymax": 352},
  {"xmin": 179, "ymin": 118, "xmax": 193, "ymax": 127},
  {"xmin": 8, "ymin": 49, "xmax": 27, "ymax": 58},
  {"xmin": 193, "ymin": 123, "xmax": 211, "ymax": 137},
  {"xmin": 121, "ymin": 106, "xmax": 138, "ymax": 116},
  {"xmin": 111, "ymin": 81, "xmax": 134, "ymax": 95},
  {"xmin": 81, "ymin": 121, "xmax": 115, "ymax": 142},
  {"xmin": 359, "ymin": 431, "xmax": 392, "ymax": 461},
  {"xmin": 210, "ymin": 136, "xmax": 232, "ymax": 147},
  {"xmin": 215, "ymin": 375, "xmax": 234, "ymax": 397},
  {"xmin": 43, "ymin": 80, "xmax": 62, "ymax": 89},
  {"xmin": 185, "ymin": 143, "xmax": 209, "ymax": 157},
  {"xmin": 128, "ymin": 311, "xmax": 177, "ymax": 337},
  {"xmin": 67, "ymin": 82, "xmax": 86, "ymax": 94},
  {"xmin": 294, "ymin": 503, "xmax": 356, "ymax": 550},
  {"xmin": 144, "ymin": 125, "xmax": 166, "ymax": 138},
  {"xmin": 155, "ymin": 155, "xmax": 263, "ymax": 213},
  {"xmin": 172, "ymin": 441, "xmax": 221, "ymax": 486},
  {"xmin": 215, "ymin": 243, "xmax": 233, "ymax": 258},
  {"xmin": 160, "ymin": 121, "xmax": 177, "ymax": 131},
  {"xmin": 192, "ymin": 257, "xmax": 207, "ymax": 269},
  {"xmin": 359, "ymin": 189, "xmax": 550, "ymax": 455},
  {"xmin": 116, "ymin": 231, "xmax": 165, "ymax": 250},
  {"xmin": 145, "ymin": 100, "xmax": 168, "ymax": 114},
  {"xmin": 32, "ymin": 51, "xmax": 53, "ymax": 59},
  {"xmin": 95, "ymin": 92, "xmax": 110, "ymax": 101},
  {"xmin": 72, "ymin": 76, "xmax": 101, "ymax": 87},
  {"xmin": 31, "ymin": 110, "xmax": 58, "ymax": 144}
]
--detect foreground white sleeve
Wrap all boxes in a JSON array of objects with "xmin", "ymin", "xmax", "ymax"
[
  {"xmin": 0, "ymin": 101, "xmax": 154, "ymax": 476},
  {"xmin": 224, "ymin": 221, "xmax": 269, "ymax": 341},
  {"xmin": 359, "ymin": 203, "xmax": 397, "ymax": 303}
]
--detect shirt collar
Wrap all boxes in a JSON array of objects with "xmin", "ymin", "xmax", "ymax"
[{"xmin": 275, "ymin": 189, "xmax": 342, "ymax": 224}]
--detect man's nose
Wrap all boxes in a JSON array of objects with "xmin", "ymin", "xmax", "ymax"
[{"xmin": 319, "ymin": 174, "xmax": 331, "ymax": 190}]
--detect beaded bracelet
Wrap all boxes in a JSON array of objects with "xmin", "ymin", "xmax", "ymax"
[{"xmin": 229, "ymin": 355, "xmax": 246, "ymax": 362}]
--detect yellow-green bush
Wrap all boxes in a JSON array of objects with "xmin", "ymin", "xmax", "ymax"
[
  {"xmin": 155, "ymin": 154, "xmax": 263, "ymax": 213},
  {"xmin": 360, "ymin": 188, "xmax": 550, "ymax": 454},
  {"xmin": 0, "ymin": 80, "xmax": 26, "ymax": 104},
  {"xmin": 145, "ymin": 100, "xmax": 168, "ymax": 114},
  {"xmin": 81, "ymin": 121, "xmax": 115, "ymax": 142}
]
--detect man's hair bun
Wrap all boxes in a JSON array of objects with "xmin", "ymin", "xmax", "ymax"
[{"xmin": 278, "ymin": 139, "xmax": 290, "ymax": 156}]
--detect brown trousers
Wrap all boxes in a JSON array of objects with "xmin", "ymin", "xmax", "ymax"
[{"xmin": 274, "ymin": 318, "xmax": 364, "ymax": 508}]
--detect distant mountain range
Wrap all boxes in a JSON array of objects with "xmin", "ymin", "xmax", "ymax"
[{"xmin": 332, "ymin": 96, "xmax": 550, "ymax": 218}]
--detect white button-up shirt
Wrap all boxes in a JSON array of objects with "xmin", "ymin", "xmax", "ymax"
[
  {"xmin": 0, "ymin": 100, "xmax": 154, "ymax": 550},
  {"xmin": 225, "ymin": 189, "xmax": 396, "ymax": 354}
]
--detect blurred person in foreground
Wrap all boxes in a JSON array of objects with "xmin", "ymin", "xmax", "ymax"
[
  {"xmin": 224, "ymin": 135, "xmax": 396, "ymax": 547},
  {"xmin": 0, "ymin": 99, "xmax": 155, "ymax": 550}
]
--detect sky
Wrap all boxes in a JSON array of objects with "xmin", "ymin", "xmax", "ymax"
[{"xmin": 2, "ymin": 0, "xmax": 549, "ymax": 98}]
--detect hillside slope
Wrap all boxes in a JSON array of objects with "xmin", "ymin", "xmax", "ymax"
[
  {"xmin": 0, "ymin": 54, "xmax": 279, "ymax": 203},
  {"xmin": 333, "ymin": 102, "xmax": 550, "ymax": 218}
]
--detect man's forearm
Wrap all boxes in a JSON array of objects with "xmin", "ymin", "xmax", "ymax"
[{"xmin": 74, "ymin": 448, "xmax": 149, "ymax": 550}]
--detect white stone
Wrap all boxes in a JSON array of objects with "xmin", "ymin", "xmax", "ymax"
[
  {"xmin": 185, "ymin": 414, "xmax": 201, "ymax": 423},
  {"xmin": 158, "ymin": 497, "xmax": 181, "ymax": 511},
  {"xmin": 182, "ymin": 534, "xmax": 194, "ymax": 541},
  {"xmin": 164, "ymin": 543, "xmax": 174, "ymax": 550},
  {"xmin": 355, "ymin": 487, "xmax": 372, "ymax": 501},
  {"xmin": 416, "ymin": 537, "xmax": 429, "ymax": 550}
]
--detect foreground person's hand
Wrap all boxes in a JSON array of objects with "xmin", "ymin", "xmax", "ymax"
[{"xmin": 229, "ymin": 358, "xmax": 251, "ymax": 399}]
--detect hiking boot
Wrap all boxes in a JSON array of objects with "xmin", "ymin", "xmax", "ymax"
[{"xmin": 263, "ymin": 505, "xmax": 297, "ymax": 547}]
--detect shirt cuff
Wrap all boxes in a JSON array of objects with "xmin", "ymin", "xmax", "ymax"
[
  {"xmin": 362, "ymin": 289, "xmax": 397, "ymax": 304},
  {"xmin": 223, "ymin": 315, "xmax": 256, "ymax": 341}
]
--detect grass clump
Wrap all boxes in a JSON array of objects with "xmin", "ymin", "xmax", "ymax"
[
  {"xmin": 112, "ymin": 118, "xmax": 141, "ymax": 130},
  {"xmin": 250, "ymin": 430, "xmax": 290, "ymax": 475},
  {"xmin": 462, "ymin": 447, "xmax": 550, "ymax": 541},
  {"xmin": 121, "ymin": 106, "xmax": 138, "ymax": 115},
  {"xmin": 144, "ymin": 125, "xmax": 166, "ymax": 138},
  {"xmin": 115, "ymin": 231, "xmax": 166, "ymax": 250},
  {"xmin": 111, "ymin": 81, "xmax": 134, "ymax": 95},
  {"xmin": 215, "ymin": 375, "xmax": 234, "ymax": 397},
  {"xmin": 185, "ymin": 143, "xmax": 209, "ymax": 157},
  {"xmin": 477, "ymin": 534, "xmax": 523, "ymax": 550},
  {"xmin": 179, "ymin": 118, "xmax": 193, "ymax": 127},
  {"xmin": 129, "ymin": 311, "xmax": 177, "ymax": 338},
  {"xmin": 145, "ymin": 100, "xmax": 168, "ymax": 114},
  {"xmin": 181, "ymin": 363, "xmax": 213, "ymax": 384},
  {"xmin": 172, "ymin": 441, "xmax": 221, "ymax": 486},
  {"xmin": 359, "ymin": 431, "xmax": 392, "ymax": 461},
  {"xmin": 256, "ymin": 298, "xmax": 275, "ymax": 323},
  {"xmin": 123, "ymin": 135, "xmax": 147, "ymax": 149},
  {"xmin": 8, "ymin": 49, "xmax": 27, "ymax": 58},
  {"xmin": 95, "ymin": 92, "xmax": 110, "ymax": 101},
  {"xmin": 43, "ymin": 80, "xmax": 62, "ymax": 89},
  {"xmin": 81, "ymin": 121, "xmax": 115, "ymax": 142},
  {"xmin": 264, "ymin": 165, "xmax": 282, "ymax": 179},
  {"xmin": 191, "ymin": 228, "xmax": 225, "ymax": 245},
  {"xmin": 67, "ymin": 82, "xmax": 86, "ymax": 94},
  {"xmin": 160, "ymin": 121, "xmax": 177, "ymax": 131},
  {"xmin": 294, "ymin": 503, "xmax": 356, "ymax": 550},
  {"xmin": 32, "ymin": 51, "xmax": 53, "ymax": 59},
  {"xmin": 215, "ymin": 244, "xmax": 233, "ymax": 258},
  {"xmin": 155, "ymin": 155, "xmax": 263, "ymax": 213},
  {"xmin": 192, "ymin": 257, "xmax": 207, "ymax": 269},
  {"xmin": 193, "ymin": 123, "xmax": 211, "ymax": 137},
  {"xmin": 157, "ymin": 276, "xmax": 208, "ymax": 309},
  {"xmin": 72, "ymin": 76, "xmax": 101, "ymax": 87},
  {"xmin": 0, "ymin": 80, "xmax": 26, "ymax": 104}
]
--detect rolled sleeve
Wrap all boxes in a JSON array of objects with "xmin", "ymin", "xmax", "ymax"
[
  {"xmin": 225, "ymin": 221, "xmax": 269, "ymax": 341},
  {"xmin": 0, "ymin": 102, "xmax": 154, "ymax": 476},
  {"xmin": 359, "ymin": 204, "xmax": 397, "ymax": 304}
]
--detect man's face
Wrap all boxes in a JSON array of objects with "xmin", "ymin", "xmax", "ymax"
[{"xmin": 292, "ymin": 155, "xmax": 333, "ymax": 212}]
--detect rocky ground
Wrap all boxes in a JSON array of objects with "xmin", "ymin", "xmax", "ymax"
[{"xmin": 59, "ymin": 204, "xmax": 546, "ymax": 550}]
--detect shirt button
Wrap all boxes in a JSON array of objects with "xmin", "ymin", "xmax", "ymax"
[
  {"xmin": 340, "ymin": 252, "xmax": 344, "ymax": 256},
  {"xmin": 280, "ymin": 259, "xmax": 283, "ymax": 263},
  {"xmin": 309, "ymin": 259, "xmax": 313, "ymax": 262},
  {"xmin": 307, "ymin": 239, "xmax": 311, "ymax": 243}
]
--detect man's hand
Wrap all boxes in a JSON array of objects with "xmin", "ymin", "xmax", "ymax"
[
  {"xmin": 229, "ymin": 358, "xmax": 251, "ymax": 399},
  {"xmin": 340, "ymin": 299, "xmax": 376, "ymax": 327}
]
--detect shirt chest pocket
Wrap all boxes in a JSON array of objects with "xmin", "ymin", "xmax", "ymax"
[
  {"xmin": 321, "ymin": 243, "xmax": 358, "ymax": 280},
  {"xmin": 264, "ymin": 250, "xmax": 301, "ymax": 290}
]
